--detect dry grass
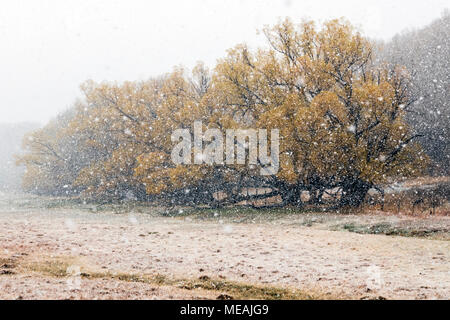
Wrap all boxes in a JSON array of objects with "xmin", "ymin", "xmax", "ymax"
[
  {"xmin": 10, "ymin": 255, "xmax": 339, "ymax": 300},
  {"xmin": 364, "ymin": 181, "xmax": 450, "ymax": 216}
]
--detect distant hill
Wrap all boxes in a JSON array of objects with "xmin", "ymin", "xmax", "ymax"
[
  {"xmin": 378, "ymin": 11, "xmax": 450, "ymax": 174},
  {"xmin": 0, "ymin": 122, "xmax": 40, "ymax": 191}
]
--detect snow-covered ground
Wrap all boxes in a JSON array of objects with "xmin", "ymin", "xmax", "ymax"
[{"xmin": 0, "ymin": 196, "xmax": 448, "ymax": 300}]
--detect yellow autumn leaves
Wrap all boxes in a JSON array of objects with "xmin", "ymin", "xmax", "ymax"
[{"xmin": 17, "ymin": 18, "xmax": 428, "ymax": 206}]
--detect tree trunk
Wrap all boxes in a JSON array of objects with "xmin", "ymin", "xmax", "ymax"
[{"xmin": 339, "ymin": 179, "xmax": 371, "ymax": 208}]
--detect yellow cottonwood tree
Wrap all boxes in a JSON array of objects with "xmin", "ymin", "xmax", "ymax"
[
  {"xmin": 18, "ymin": 19, "xmax": 427, "ymax": 207},
  {"xmin": 212, "ymin": 18, "xmax": 427, "ymax": 206}
]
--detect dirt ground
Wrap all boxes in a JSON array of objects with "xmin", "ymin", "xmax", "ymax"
[{"xmin": 0, "ymin": 199, "xmax": 448, "ymax": 300}]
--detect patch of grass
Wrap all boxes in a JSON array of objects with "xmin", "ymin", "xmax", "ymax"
[
  {"xmin": 93, "ymin": 271, "xmax": 331, "ymax": 299},
  {"xmin": 24, "ymin": 257, "xmax": 77, "ymax": 277},
  {"xmin": 169, "ymin": 206, "xmax": 307, "ymax": 222},
  {"xmin": 339, "ymin": 222, "xmax": 394, "ymax": 235},
  {"xmin": 20, "ymin": 256, "xmax": 337, "ymax": 300},
  {"xmin": 333, "ymin": 222, "xmax": 449, "ymax": 239},
  {"xmin": 0, "ymin": 257, "xmax": 17, "ymax": 275},
  {"xmin": 43, "ymin": 198, "xmax": 84, "ymax": 209},
  {"xmin": 0, "ymin": 257, "xmax": 15, "ymax": 266},
  {"xmin": 0, "ymin": 194, "xmax": 160, "ymax": 215},
  {"xmin": 172, "ymin": 277, "xmax": 327, "ymax": 300}
]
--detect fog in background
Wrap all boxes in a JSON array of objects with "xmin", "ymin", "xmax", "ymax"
[
  {"xmin": 1, "ymin": 0, "xmax": 449, "ymax": 124},
  {"xmin": 0, "ymin": 123, "xmax": 39, "ymax": 191}
]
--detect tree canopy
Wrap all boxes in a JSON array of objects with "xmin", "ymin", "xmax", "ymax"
[{"xmin": 18, "ymin": 18, "xmax": 428, "ymax": 207}]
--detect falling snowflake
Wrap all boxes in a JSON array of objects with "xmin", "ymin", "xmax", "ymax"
[
  {"xmin": 223, "ymin": 225, "xmax": 233, "ymax": 233},
  {"xmin": 128, "ymin": 215, "xmax": 138, "ymax": 225},
  {"xmin": 347, "ymin": 125, "xmax": 356, "ymax": 133}
]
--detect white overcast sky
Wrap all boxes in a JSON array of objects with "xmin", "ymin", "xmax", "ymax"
[{"xmin": 1, "ymin": 0, "xmax": 448, "ymax": 124}]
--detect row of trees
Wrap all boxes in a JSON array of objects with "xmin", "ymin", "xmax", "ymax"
[{"xmin": 18, "ymin": 19, "xmax": 428, "ymax": 207}]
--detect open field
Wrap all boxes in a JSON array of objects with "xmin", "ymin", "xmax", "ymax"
[{"xmin": 0, "ymin": 193, "xmax": 448, "ymax": 300}]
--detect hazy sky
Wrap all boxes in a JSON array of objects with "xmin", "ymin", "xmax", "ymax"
[{"xmin": 1, "ymin": 0, "xmax": 448, "ymax": 124}]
